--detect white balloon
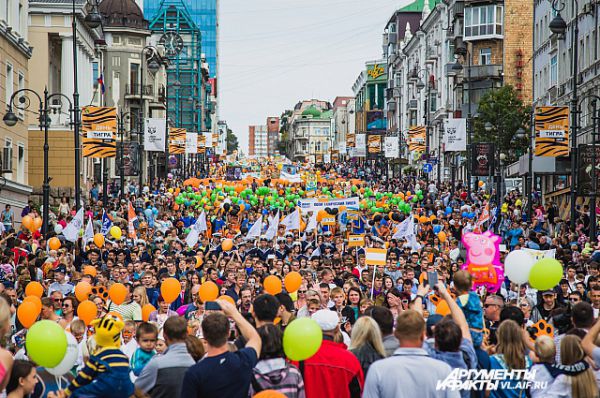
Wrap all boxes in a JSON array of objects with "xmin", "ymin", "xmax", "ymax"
[
  {"xmin": 47, "ymin": 332, "xmax": 78, "ymax": 376},
  {"xmin": 54, "ymin": 224, "xmax": 63, "ymax": 234},
  {"xmin": 504, "ymin": 250, "xmax": 534, "ymax": 284}
]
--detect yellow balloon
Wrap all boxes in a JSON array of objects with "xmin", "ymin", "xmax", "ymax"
[{"xmin": 110, "ymin": 226, "xmax": 122, "ymax": 240}]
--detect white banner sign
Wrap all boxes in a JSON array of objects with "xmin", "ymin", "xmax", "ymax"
[
  {"xmin": 144, "ymin": 118, "xmax": 166, "ymax": 152},
  {"xmin": 443, "ymin": 118, "xmax": 467, "ymax": 152},
  {"xmin": 87, "ymin": 131, "xmax": 112, "ymax": 140},
  {"xmin": 355, "ymin": 134, "xmax": 366, "ymax": 157},
  {"xmin": 297, "ymin": 197, "xmax": 360, "ymax": 212},
  {"xmin": 338, "ymin": 142, "xmax": 347, "ymax": 155},
  {"xmin": 539, "ymin": 130, "xmax": 566, "ymax": 138},
  {"xmin": 384, "ymin": 137, "xmax": 399, "ymax": 158},
  {"xmin": 204, "ymin": 132, "xmax": 213, "ymax": 147},
  {"xmin": 185, "ymin": 132, "xmax": 198, "ymax": 154}
]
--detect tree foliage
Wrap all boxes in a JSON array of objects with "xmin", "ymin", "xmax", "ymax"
[
  {"xmin": 472, "ymin": 85, "xmax": 530, "ymax": 162},
  {"xmin": 226, "ymin": 128, "xmax": 239, "ymax": 154}
]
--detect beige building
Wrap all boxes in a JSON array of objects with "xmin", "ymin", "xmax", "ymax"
[
  {"xmin": 28, "ymin": 0, "xmax": 101, "ymax": 205},
  {"xmin": 0, "ymin": 0, "xmax": 32, "ymax": 220}
]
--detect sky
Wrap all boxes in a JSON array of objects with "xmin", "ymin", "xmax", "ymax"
[{"xmin": 219, "ymin": 0, "xmax": 410, "ymax": 153}]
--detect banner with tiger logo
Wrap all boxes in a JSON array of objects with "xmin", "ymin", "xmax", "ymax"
[
  {"xmin": 81, "ymin": 106, "xmax": 117, "ymax": 158},
  {"xmin": 367, "ymin": 134, "xmax": 382, "ymax": 153},
  {"xmin": 407, "ymin": 126, "xmax": 426, "ymax": 153},
  {"xmin": 169, "ymin": 128, "xmax": 186, "ymax": 154},
  {"xmin": 535, "ymin": 106, "xmax": 569, "ymax": 157}
]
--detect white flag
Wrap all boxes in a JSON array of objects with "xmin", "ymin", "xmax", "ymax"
[
  {"xmin": 392, "ymin": 216, "xmax": 413, "ymax": 240},
  {"xmin": 83, "ymin": 217, "xmax": 94, "ymax": 244},
  {"xmin": 144, "ymin": 118, "xmax": 167, "ymax": 152},
  {"xmin": 246, "ymin": 218, "xmax": 263, "ymax": 240},
  {"xmin": 311, "ymin": 246, "xmax": 321, "ymax": 258},
  {"xmin": 305, "ymin": 212, "xmax": 318, "ymax": 233},
  {"xmin": 63, "ymin": 207, "xmax": 84, "ymax": 242},
  {"xmin": 281, "ymin": 209, "xmax": 300, "ymax": 231},
  {"xmin": 193, "ymin": 211, "xmax": 207, "ymax": 233},
  {"xmin": 264, "ymin": 211, "xmax": 279, "ymax": 240},
  {"xmin": 186, "ymin": 212, "xmax": 207, "ymax": 248}
]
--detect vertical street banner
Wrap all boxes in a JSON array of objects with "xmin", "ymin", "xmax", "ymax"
[
  {"xmin": 185, "ymin": 132, "xmax": 198, "ymax": 154},
  {"xmin": 169, "ymin": 128, "xmax": 186, "ymax": 154},
  {"xmin": 198, "ymin": 134, "xmax": 206, "ymax": 153},
  {"xmin": 535, "ymin": 106, "xmax": 569, "ymax": 157},
  {"xmin": 123, "ymin": 142, "xmax": 140, "ymax": 176},
  {"xmin": 577, "ymin": 144, "xmax": 600, "ymax": 196},
  {"xmin": 384, "ymin": 136, "xmax": 399, "ymax": 158},
  {"xmin": 204, "ymin": 132, "xmax": 213, "ymax": 148},
  {"xmin": 367, "ymin": 135, "xmax": 382, "ymax": 154},
  {"xmin": 443, "ymin": 118, "xmax": 467, "ymax": 151},
  {"xmin": 471, "ymin": 142, "xmax": 495, "ymax": 176},
  {"xmin": 338, "ymin": 142, "xmax": 347, "ymax": 155},
  {"xmin": 346, "ymin": 133, "xmax": 355, "ymax": 147},
  {"xmin": 212, "ymin": 132, "xmax": 219, "ymax": 146},
  {"xmin": 355, "ymin": 134, "xmax": 366, "ymax": 157},
  {"xmin": 144, "ymin": 118, "xmax": 166, "ymax": 152},
  {"xmin": 81, "ymin": 106, "xmax": 117, "ymax": 158},
  {"xmin": 407, "ymin": 126, "xmax": 426, "ymax": 153}
]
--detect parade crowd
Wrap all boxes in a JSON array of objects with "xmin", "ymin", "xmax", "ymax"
[{"xmin": 0, "ymin": 160, "xmax": 597, "ymax": 398}]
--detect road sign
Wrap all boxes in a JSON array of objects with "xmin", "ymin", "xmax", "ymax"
[{"xmin": 423, "ymin": 163, "xmax": 433, "ymax": 173}]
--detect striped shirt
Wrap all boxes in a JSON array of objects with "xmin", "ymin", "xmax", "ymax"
[
  {"xmin": 65, "ymin": 347, "xmax": 130, "ymax": 396},
  {"xmin": 108, "ymin": 300, "xmax": 142, "ymax": 321}
]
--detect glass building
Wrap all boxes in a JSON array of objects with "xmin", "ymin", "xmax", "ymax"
[{"xmin": 145, "ymin": 0, "xmax": 217, "ymax": 78}]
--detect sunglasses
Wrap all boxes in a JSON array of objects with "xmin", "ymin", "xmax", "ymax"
[
  {"xmin": 483, "ymin": 303, "xmax": 498, "ymax": 308},
  {"xmin": 298, "ymin": 290, "xmax": 307, "ymax": 294},
  {"xmin": 570, "ymin": 298, "xmax": 581, "ymax": 302},
  {"xmin": 53, "ymin": 298, "xmax": 63, "ymax": 303}
]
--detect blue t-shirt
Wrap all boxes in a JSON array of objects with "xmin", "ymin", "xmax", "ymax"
[
  {"xmin": 489, "ymin": 354, "xmax": 532, "ymax": 398},
  {"xmin": 181, "ymin": 347, "xmax": 258, "ymax": 398}
]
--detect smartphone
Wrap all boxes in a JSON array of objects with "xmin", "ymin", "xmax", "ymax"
[
  {"xmin": 205, "ymin": 301, "xmax": 221, "ymax": 311},
  {"xmin": 427, "ymin": 271, "xmax": 439, "ymax": 287}
]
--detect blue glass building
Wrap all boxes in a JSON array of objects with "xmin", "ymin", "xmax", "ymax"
[{"xmin": 145, "ymin": 0, "xmax": 217, "ymax": 79}]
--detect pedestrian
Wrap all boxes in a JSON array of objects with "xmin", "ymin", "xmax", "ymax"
[{"xmin": 348, "ymin": 316, "xmax": 386, "ymax": 376}]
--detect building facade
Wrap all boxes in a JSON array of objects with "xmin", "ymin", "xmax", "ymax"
[
  {"xmin": 266, "ymin": 116, "xmax": 279, "ymax": 157},
  {"xmin": 285, "ymin": 100, "xmax": 333, "ymax": 163},
  {"xmin": 248, "ymin": 124, "xmax": 267, "ymax": 158},
  {"xmin": 0, "ymin": 0, "xmax": 31, "ymax": 218},
  {"xmin": 331, "ymin": 97, "xmax": 354, "ymax": 161}
]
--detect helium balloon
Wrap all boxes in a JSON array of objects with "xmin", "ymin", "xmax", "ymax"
[
  {"xmin": 54, "ymin": 224, "xmax": 63, "ymax": 234},
  {"xmin": 77, "ymin": 300, "xmax": 97, "ymax": 326},
  {"xmin": 75, "ymin": 281, "xmax": 92, "ymax": 302},
  {"xmin": 110, "ymin": 226, "xmax": 122, "ymax": 240},
  {"xmin": 221, "ymin": 239, "xmax": 234, "ymax": 252},
  {"xmin": 23, "ymin": 295, "xmax": 42, "ymax": 316},
  {"xmin": 48, "ymin": 237, "xmax": 61, "ymax": 251},
  {"xmin": 198, "ymin": 281, "xmax": 219, "ymax": 303},
  {"xmin": 33, "ymin": 217, "xmax": 43, "ymax": 231},
  {"xmin": 21, "ymin": 215, "xmax": 33, "ymax": 231},
  {"xmin": 504, "ymin": 250, "xmax": 534, "ymax": 284},
  {"xmin": 161, "ymin": 277, "xmax": 182, "ymax": 304},
  {"xmin": 142, "ymin": 304, "xmax": 156, "ymax": 322},
  {"xmin": 25, "ymin": 281, "xmax": 44, "ymax": 298},
  {"xmin": 47, "ymin": 332, "xmax": 78, "ymax": 376},
  {"xmin": 218, "ymin": 295, "xmax": 235, "ymax": 306},
  {"xmin": 284, "ymin": 272, "xmax": 302, "ymax": 293},
  {"xmin": 437, "ymin": 231, "xmax": 447, "ymax": 243},
  {"xmin": 108, "ymin": 283, "xmax": 128, "ymax": 305},
  {"xmin": 529, "ymin": 258, "xmax": 563, "ymax": 290},
  {"xmin": 25, "ymin": 320, "xmax": 68, "ymax": 368},
  {"xmin": 253, "ymin": 391, "xmax": 287, "ymax": 398},
  {"xmin": 83, "ymin": 265, "xmax": 97, "ymax": 277},
  {"xmin": 17, "ymin": 301, "xmax": 39, "ymax": 328},
  {"xmin": 433, "ymin": 225, "xmax": 442, "ymax": 234},
  {"xmin": 264, "ymin": 275, "xmax": 282, "ymax": 295},
  {"xmin": 435, "ymin": 300, "xmax": 451, "ymax": 316},
  {"xmin": 283, "ymin": 318, "xmax": 322, "ymax": 361},
  {"xmin": 93, "ymin": 233, "xmax": 105, "ymax": 247}
]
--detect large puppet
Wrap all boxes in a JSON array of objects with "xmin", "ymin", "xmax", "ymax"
[{"xmin": 461, "ymin": 231, "xmax": 504, "ymax": 293}]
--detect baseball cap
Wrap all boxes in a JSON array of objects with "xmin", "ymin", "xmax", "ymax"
[
  {"xmin": 541, "ymin": 289, "xmax": 555, "ymax": 295},
  {"xmin": 312, "ymin": 309, "xmax": 339, "ymax": 332},
  {"xmin": 426, "ymin": 314, "xmax": 443, "ymax": 336},
  {"xmin": 55, "ymin": 265, "xmax": 67, "ymax": 274}
]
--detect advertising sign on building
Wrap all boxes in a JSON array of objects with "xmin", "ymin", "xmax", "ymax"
[
  {"xmin": 168, "ymin": 128, "xmax": 186, "ymax": 154},
  {"xmin": 204, "ymin": 132, "xmax": 213, "ymax": 148},
  {"xmin": 367, "ymin": 135, "xmax": 382, "ymax": 154},
  {"xmin": 407, "ymin": 126, "xmax": 426, "ymax": 153},
  {"xmin": 355, "ymin": 134, "xmax": 366, "ymax": 157},
  {"xmin": 443, "ymin": 118, "xmax": 467, "ymax": 152},
  {"xmin": 185, "ymin": 132, "xmax": 198, "ymax": 154},
  {"xmin": 535, "ymin": 106, "xmax": 569, "ymax": 157},
  {"xmin": 577, "ymin": 144, "xmax": 600, "ymax": 196},
  {"xmin": 82, "ymin": 106, "xmax": 117, "ymax": 158},
  {"xmin": 144, "ymin": 118, "xmax": 166, "ymax": 152},
  {"xmin": 471, "ymin": 143, "xmax": 495, "ymax": 176}
]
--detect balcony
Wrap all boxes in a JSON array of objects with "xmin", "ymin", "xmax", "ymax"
[
  {"xmin": 464, "ymin": 64, "xmax": 503, "ymax": 80},
  {"xmin": 407, "ymin": 99, "xmax": 418, "ymax": 110},
  {"xmin": 125, "ymin": 84, "xmax": 154, "ymax": 99},
  {"xmin": 426, "ymin": 47, "xmax": 439, "ymax": 62}
]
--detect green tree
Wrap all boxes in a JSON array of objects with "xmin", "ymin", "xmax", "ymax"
[
  {"xmin": 226, "ymin": 128, "xmax": 239, "ymax": 154},
  {"xmin": 472, "ymin": 85, "xmax": 530, "ymax": 162},
  {"xmin": 278, "ymin": 110, "xmax": 293, "ymax": 156}
]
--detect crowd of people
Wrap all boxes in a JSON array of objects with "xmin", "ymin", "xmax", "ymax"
[{"xmin": 0, "ymin": 160, "xmax": 597, "ymax": 398}]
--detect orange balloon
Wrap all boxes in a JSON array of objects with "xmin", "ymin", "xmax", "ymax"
[
  {"xmin": 108, "ymin": 283, "xmax": 128, "ymax": 305},
  {"xmin": 33, "ymin": 217, "xmax": 43, "ymax": 231},
  {"xmin": 93, "ymin": 233, "xmax": 105, "ymax": 248},
  {"xmin": 48, "ymin": 237, "xmax": 61, "ymax": 251},
  {"xmin": 198, "ymin": 281, "xmax": 219, "ymax": 303},
  {"xmin": 83, "ymin": 266, "xmax": 97, "ymax": 277},
  {"xmin": 21, "ymin": 215, "xmax": 33, "ymax": 231},
  {"xmin": 218, "ymin": 295, "xmax": 235, "ymax": 306},
  {"xmin": 435, "ymin": 300, "xmax": 451, "ymax": 316},
  {"xmin": 195, "ymin": 256, "xmax": 203, "ymax": 268},
  {"xmin": 284, "ymin": 271, "xmax": 302, "ymax": 293},
  {"xmin": 316, "ymin": 210, "xmax": 328, "ymax": 222},
  {"xmin": 77, "ymin": 300, "xmax": 97, "ymax": 326},
  {"xmin": 161, "ymin": 277, "xmax": 182, "ymax": 304},
  {"xmin": 253, "ymin": 390, "xmax": 287, "ymax": 398},
  {"xmin": 221, "ymin": 239, "xmax": 233, "ymax": 252},
  {"xmin": 75, "ymin": 281, "xmax": 92, "ymax": 302},
  {"xmin": 142, "ymin": 304, "xmax": 156, "ymax": 321},
  {"xmin": 23, "ymin": 295, "xmax": 42, "ymax": 315},
  {"xmin": 173, "ymin": 203, "xmax": 180, "ymax": 211},
  {"xmin": 438, "ymin": 231, "xmax": 447, "ymax": 243},
  {"xmin": 17, "ymin": 301, "xmax": 39, "ymax": 328},
  {"xmin": 419, "ymin": 216, "xmax": 428, "ymax": 224},
  {"xmin": 264, "ymin": 275, "xmax": 282, "ymax": 295},
  {"xmin": 25, "ymin": 281, "xmax": 44, "ymax": 298}
]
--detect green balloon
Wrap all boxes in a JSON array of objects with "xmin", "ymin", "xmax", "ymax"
[
  {"xmin": 376, "ymin": 193, "xmax": 382, "ymax": 200},
  {"xmin": 26, "ymin": 320, "xmax": 68, "ymax": 368},
  {"xmin": 351, "ymin": 185, "xmax": 358, "ymax": 192},
  {"xmin": 411, "ymin": 196, "xmax": 418, "ymax": 203},
  {"xmin": 529, "ymin": 258, "xmax": 563, "ymax": 290},
  {"xmin": 283, "ymin": 318, "xmax": 323, "ymax": 361},
  {"xmin": 184, "ymin": 228, "xmax": 191, "ymax": 234}
]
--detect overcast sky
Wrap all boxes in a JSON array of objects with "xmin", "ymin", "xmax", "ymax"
[{"xmin": 219, "ymin": 0, "xmax": 410, "ymax": 153}]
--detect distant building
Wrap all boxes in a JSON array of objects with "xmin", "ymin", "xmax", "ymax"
[
  {"xmin": 286, "ymin": 100, "xmax": 333, "ymax": 163},
  {"xmin": 248, "ymin": 125, "xmax": 268, "ymax": 158},
  {"xmin": 331, "ymin": 97, "xmax": 355, "ymax": 161},
  {"xmin": 266, "ymin": 117, "xmax": 280, "ymax": 157}
]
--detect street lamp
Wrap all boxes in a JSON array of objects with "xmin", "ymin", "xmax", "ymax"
[
  {"xmin": 454, "ymin": 44, "xmax": 474, "ymax": 196},
  {"xmin": 4, "ymin": 88, "xmax": 73, "ymax": 237},
  {"xmin": 117, "ymin": 111, "xmax": 132, "ymax": 200},
  {"xmin": 412, "ymin": 67, "xmax": 433, "ymax": 170}
]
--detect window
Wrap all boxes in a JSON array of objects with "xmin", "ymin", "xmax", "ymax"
[
  {"xmin": 550, "ymin": 55, "xmax": 558, "ymax": 87},
  {"xmin": 92, "ymin": 62, "xmax": 99, "ymax": 89},
  {"xmin": 5, "ymin": 62, "xmax": 13, "ymax": 111},
  {"xmin": 17, "ymin": 72, "xmax": 24, "ymax": 119},
  {"xmin": 16, "ymin": 4, "xmax": 21, "ymax": 34},
  {"xmin": 16, "ymin": 143, "xmax": 23, "ymax": 184},
  {"xmin": 3, "ymin": 138, "xmax": 12, "ymax": 176},
  {"xmin": 480, "ymin": 48, "xmax": 492, "ymax": 65},
  {"xmin": 130, "ymin": 63, "xmax": 139, "ymax": 88},
  {"xmin": 464, "ymin": 5, "xmax": 503, "ymax": 39}
]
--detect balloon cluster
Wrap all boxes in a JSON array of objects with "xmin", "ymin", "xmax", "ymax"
[
  {"xmin": 21, "ymin": 215, "xmax": 42, "ymax": 233},
  {"xmin": 504, "ymin": 250, "xmax": 563, "ymax": 289}
]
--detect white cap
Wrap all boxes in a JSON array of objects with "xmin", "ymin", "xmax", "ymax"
[{"xmin": 312, "ymin": 309, "xmax": 339, "ymax": 332}]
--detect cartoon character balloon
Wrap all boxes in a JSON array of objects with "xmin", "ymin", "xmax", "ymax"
[{"xmin": 461, "ymin": 231, "xmax": 504, "ymax": 293}]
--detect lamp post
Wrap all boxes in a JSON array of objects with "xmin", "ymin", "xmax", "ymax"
[
  {"xmin": 4, "ymin": 89, "xmax": 73, "ymax": 237},
  {"xmin": 117, "ymin": 110, "xmax": 132, "ymax": 200},
  {"xmin": 72, "ymin": 0, "xmax": 101, "ymax": 209},
  {"xmin": 591, "ymin": 100, "xmax": 599, "ymax": 241},
  {"xmin": 412, "ymin": 68, "xmax": 432, "ymax": 171},
  {"xmin": 138, "ymin": 46, "xmax": 160, "ymax": 192},
  {"xmin": 452, "ymin": 45, "xmax": 473, "ymax": 195}
]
